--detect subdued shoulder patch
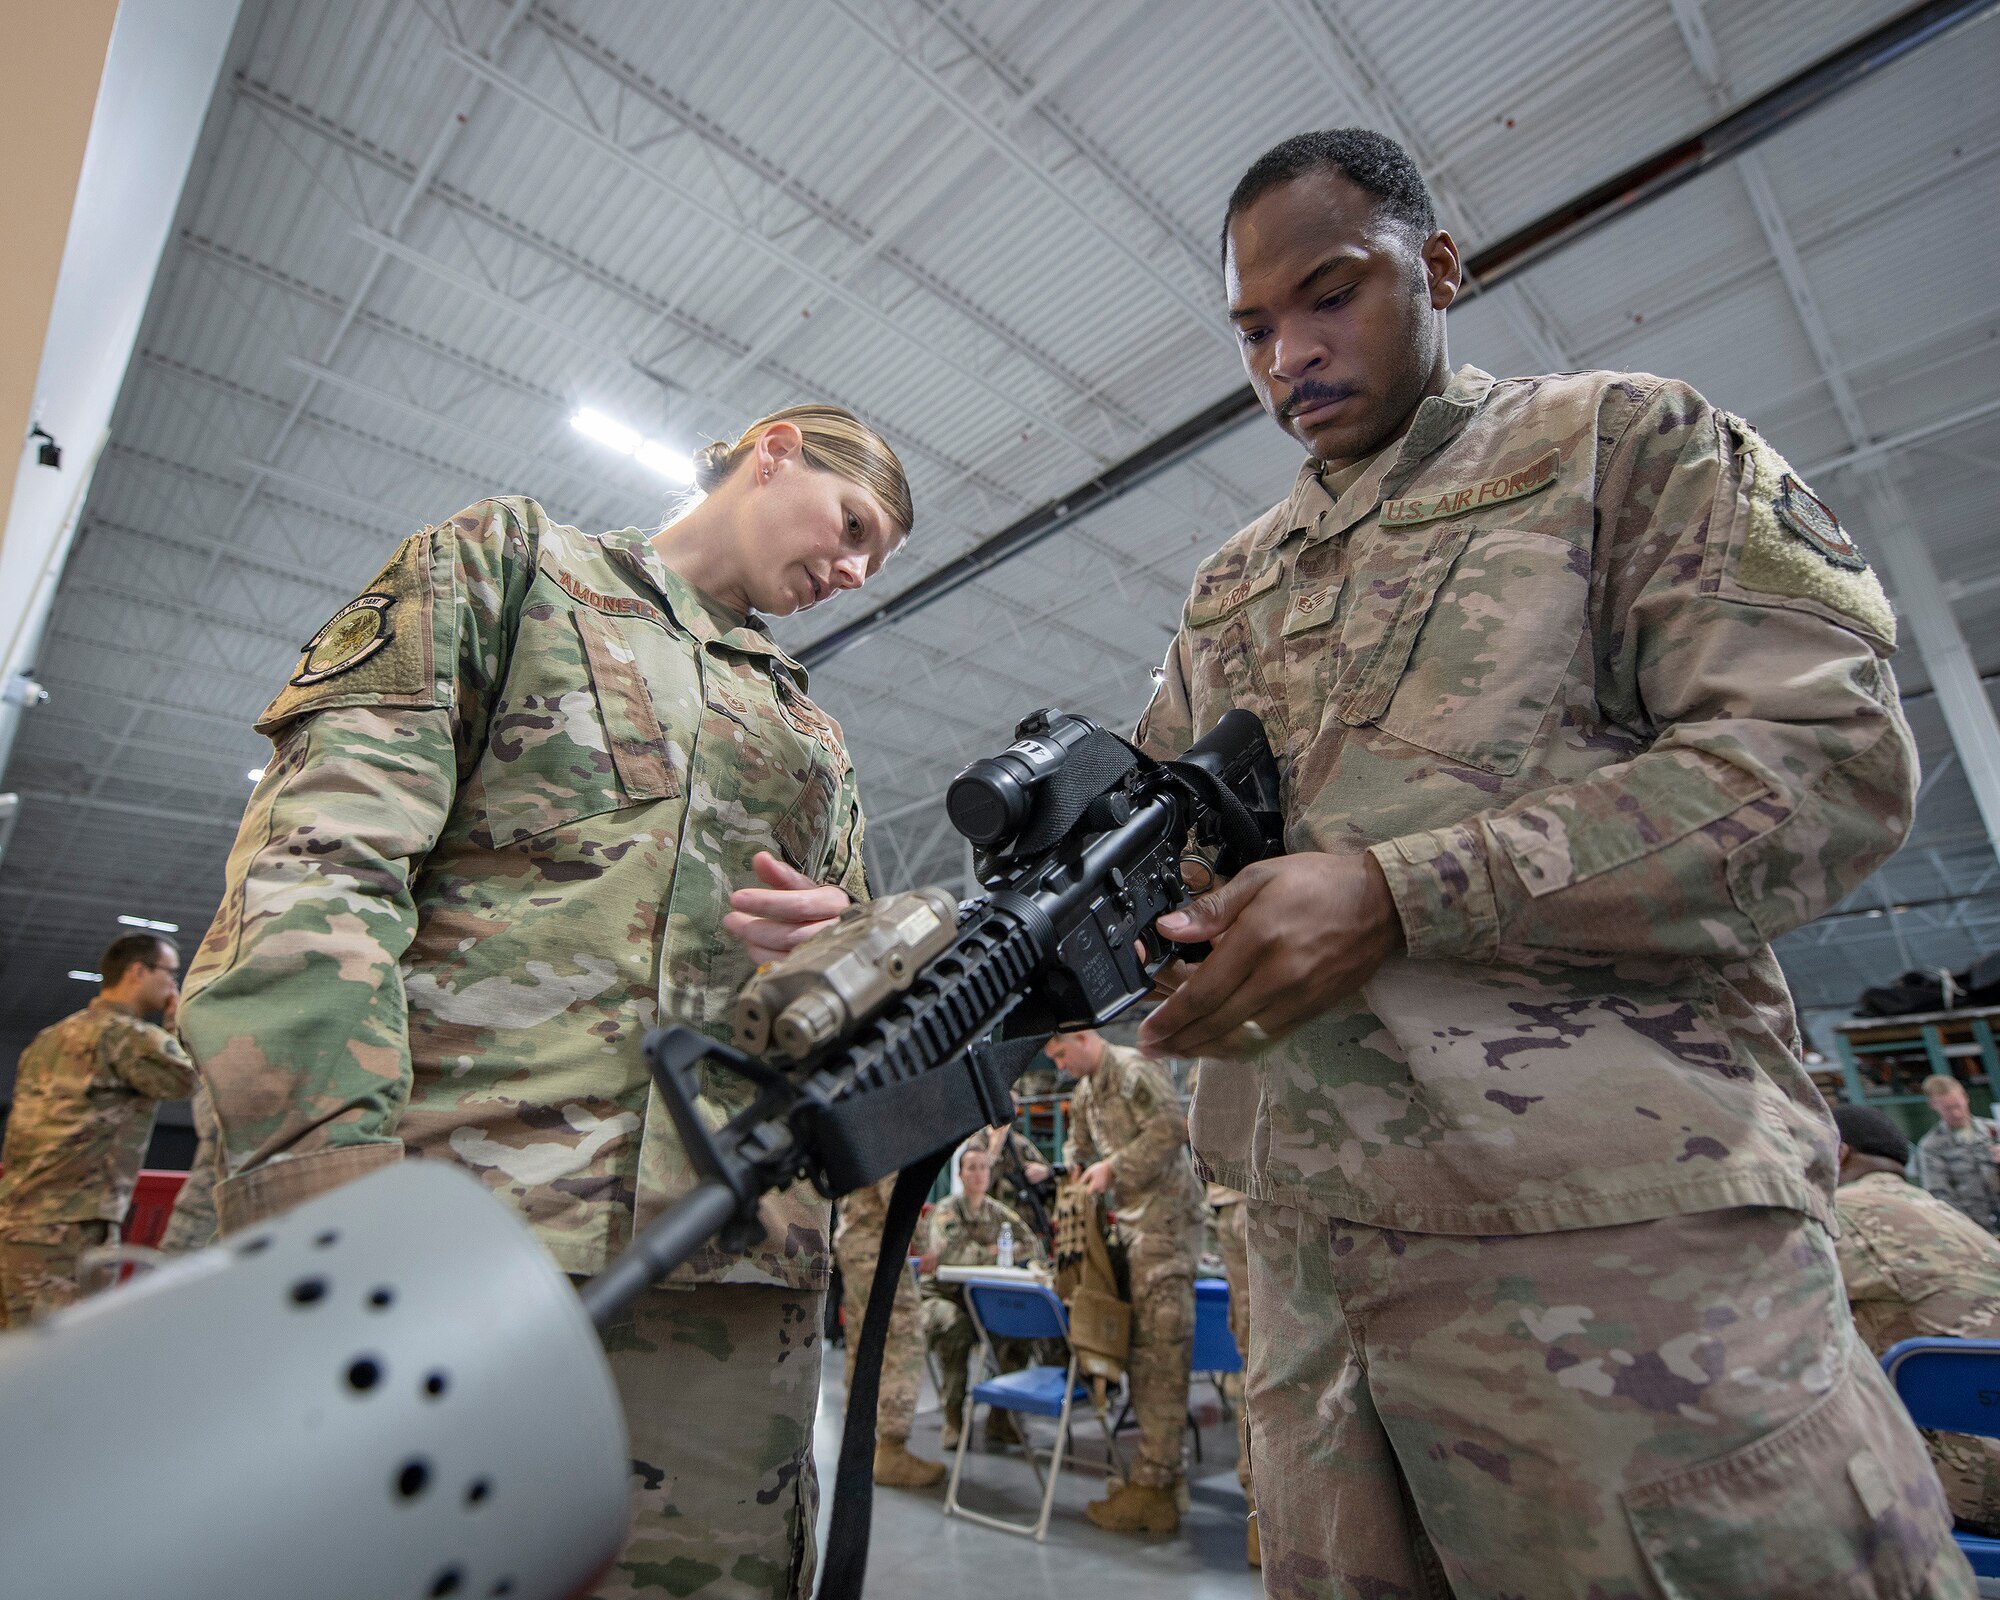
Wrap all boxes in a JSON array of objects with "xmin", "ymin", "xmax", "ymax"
[
  {"xmin": 1773, "ymin": 475, "xmax": 1865, "ymax": 570},
  {"xmin": 256, "ymin": 529, "xmax": 442, "ymax": 736},
  {"xmin": 1726, "ymin": 418, "xmax": 1896, "ymax": 650}
]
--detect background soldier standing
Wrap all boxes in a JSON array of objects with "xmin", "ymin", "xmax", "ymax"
[
  {"xmin": 833, "ymin": 1176, "xmax": 946, "ymax": 1489},
  {"xmin": 0, "ymin": 933, "xmax": 193, "ymax": 1325},
  {"xmin": 1916, "ymin": 1075, "xmax": 2000, "ymax": 1234},
  {"xmin": 922, "ymin": 1145, "xmax": 1044, "ymax": 1450},
  {"xmin": 1134, "ymin": 130, "xmax": 1964, "ymax": 1592},
  {"xmin": 1832, "ymin": 1104, "xmax": 2000, "ymax": 1536},
  {"xmin": 1045, "ymin": 1028, "xmax": 1204, "ymax": 1536}
]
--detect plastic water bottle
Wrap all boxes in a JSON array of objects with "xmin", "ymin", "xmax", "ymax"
[{"xmin": 997, "ymin": 1223, "xmax": 1015, "ymax": 1270}]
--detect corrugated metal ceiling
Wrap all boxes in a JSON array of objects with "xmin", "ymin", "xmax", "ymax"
[{"xmin": 4, "ymin": 0, "xmax": 1998, "ymax": 1069}]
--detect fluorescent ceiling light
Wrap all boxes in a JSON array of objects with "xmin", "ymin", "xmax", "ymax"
[
  {"xmin": 247, "ymin": 767, "xmax": 266, "ymax": 781},
  {"xmin": 634, "ymin": 440, "xmax": 694, "ymax": 485},
  {"xmin": 68, "ymin": 970, "xmax": 102, "ymax": 982},
  {"xmin": 571, "ymin": 407, "xmax": 640, "ymax": 455},
  {"xmin": 573, "ymin": 407, "xmax": 694, "ymax": 485},
  {"xmin": 117, "ymin": 915, "xmax": 179, "ymax": 933}
]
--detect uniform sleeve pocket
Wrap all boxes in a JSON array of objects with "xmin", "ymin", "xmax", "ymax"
[
  {"xmin": 573, "ymin": 609, "xmax": 679, "ymax": 802},
  {"xmin": 1622, "ymin": 1346, "xmax": 1951, "ymax": 1599},
  {"xmin": 772, "ymin": 761, "xmax": 838, "ymax": 878}
]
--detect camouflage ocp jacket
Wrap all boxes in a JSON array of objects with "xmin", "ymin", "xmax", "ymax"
[
  {"xmin": 179, "ymin": 498, "xmax": 866, "ymax": 1286},
  {"xmin": 1139, "ymin": 366, "xmax": 1916, "ymax": 1237}
]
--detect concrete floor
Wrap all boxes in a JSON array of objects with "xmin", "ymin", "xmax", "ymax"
[{"xmin": 813, "ymin": 1347, "xmax": 1263, "ymax": 1598}]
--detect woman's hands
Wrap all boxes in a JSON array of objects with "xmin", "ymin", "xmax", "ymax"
[{"xmin": 722, "ymin": 851, "xmax": 849, "ymax": 968}]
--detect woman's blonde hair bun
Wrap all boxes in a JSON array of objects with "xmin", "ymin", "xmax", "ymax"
[
  {"xmin": 691, "ymin": 439, "xmax": 738, "ymax": 494},
  {"xmin": 691, "ymin": 404, "xmax": 913, "ymax": 533}
]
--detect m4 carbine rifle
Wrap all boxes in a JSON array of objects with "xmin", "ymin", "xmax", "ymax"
[
  {"xmin": 0, "ymin": 708, "xmax": 1279, "ymax": 1600},
  {"xmin": 586, "ymin": 706, "xmax": 1282, "ymax": 1326}
]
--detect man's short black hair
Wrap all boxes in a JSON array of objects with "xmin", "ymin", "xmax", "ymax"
[
  {"xmin": 1832, "ymin": 1103, "xmax": 1910, "ymax": 1167},
  {"xmin": 100, "ymin": 933, "xmax": 176, "ymax": 987},
  {"xmin": 1221, "ymin": 128, "xmax": 1437, "ymax": 259}
]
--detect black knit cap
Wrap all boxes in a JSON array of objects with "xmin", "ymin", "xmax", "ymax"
[{"xmin": 1832, "ymin": 1103, "xmax": 1911, "ymax": 1167}]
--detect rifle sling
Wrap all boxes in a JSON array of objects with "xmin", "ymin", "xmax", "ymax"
[
  {"xmin": 815, "ymin": 1150, "xmax": 947, "ymax": 1600},
  {"xmin": 815, "ymin": 1033, "xmax": 1048, "ymax": 1599}
]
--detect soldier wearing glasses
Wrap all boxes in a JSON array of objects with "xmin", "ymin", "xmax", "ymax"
[{"xmin": 0, "ymin": 933, "xmax": 194, "ymax": 1325}]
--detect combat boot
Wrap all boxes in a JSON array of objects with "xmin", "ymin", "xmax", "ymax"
[
  {"xmin": 983, "ymin": 1410, "xmax": 1023, "ymax": 1450},
  {"xmin": 1085, "ymin": 1481, "xmax": 1179, "ymax": 1535},
  {"xmin": 1247, "ymin": 1511, "xmax": 1261, "ymax": 1568},
  {"xmin": 872, "ymin": 1438, "xmax": 946, "ymax": 1489}
]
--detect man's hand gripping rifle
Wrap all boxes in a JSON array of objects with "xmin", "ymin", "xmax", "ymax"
[{"xmin": 579, "ymin": 707, "xmax": 1281, "ymax": 1327}]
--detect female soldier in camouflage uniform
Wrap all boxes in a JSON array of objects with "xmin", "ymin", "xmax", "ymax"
[{"xmin": 177, "ymin": 406, "xmax": 910, "ymax": 1600}]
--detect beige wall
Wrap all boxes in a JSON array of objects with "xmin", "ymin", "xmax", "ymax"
[{"xmin": 0, "ymin": 0, "xmax": 120, "ymax": 553}]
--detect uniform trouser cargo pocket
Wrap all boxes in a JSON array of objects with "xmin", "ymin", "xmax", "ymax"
[{"xmin": 1624, "ymin": 1343, "xmax": 1956, "ymax": 1599}]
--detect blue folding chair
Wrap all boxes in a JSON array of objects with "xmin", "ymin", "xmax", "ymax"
[
  {"xmin": 1193, "ymin": 1276, "xmax": 1242, "ymax": 1406},
  {"xmin": 1881, "ymin": 1337, "xmax": 2000, "ymax": 1584},
  {"xmin": 943, "ymin": 1279, "xmax": 1123, "ymax": 1541}
]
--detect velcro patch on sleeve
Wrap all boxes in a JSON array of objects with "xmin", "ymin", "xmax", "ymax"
[
  {"xmin": 255, "ymin": 529, "xmax": 443, "ymax": 736},
  {"xmin": 1728, "ymin": 421, "xmax": 1895, "ymax": 650}
]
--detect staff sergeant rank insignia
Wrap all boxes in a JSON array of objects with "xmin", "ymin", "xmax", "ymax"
[
  {"xmin": 1774, "ymin": 474, "xmax": 1865, "ymax": 570},
  {"xmin": 291, "ymin": 593, "xmax": 396, "ymax": 686}
]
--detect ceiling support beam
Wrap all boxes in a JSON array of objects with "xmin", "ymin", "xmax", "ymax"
[
  {"xmin": 3, "ymin": 3, "xmax": 545, "ymax": 936},
  {"xmin": 1670, "ymin": 0, "xmax": 2000, "ymax": 865},
  {"xmin": 442, "ymin": 42, "xmax": 1122, "ymax": 476},
  {"xmin": 826, "ymin": 0, "xmax": 1227, "ymax": 345},
  {"xmin": 1864, "ymin": 489, "xmax": 2000, "ymax": 861},
  {"xmin": 798, "ymin": 0, "xmax": 2000, "ymax": 669}
]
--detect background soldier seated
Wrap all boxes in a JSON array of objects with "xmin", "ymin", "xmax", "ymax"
[
  {"xmin": 1833, "ymin": 1104, "xmax": 2000, "ymax": 1536},
  {"xmin": 922, "ymin": 1145, "xmax": 1045, "ymax": 1451}
]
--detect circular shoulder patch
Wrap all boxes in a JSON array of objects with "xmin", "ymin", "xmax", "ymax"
[
  {"xmin": 292, "ymin": 593, "xmax": 395, "ymax": 686},
  {"xmin": 1775, "ymin": 477, "xmax": 1865, "ymax": 571}
]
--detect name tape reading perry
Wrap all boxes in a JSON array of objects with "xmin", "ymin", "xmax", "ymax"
[{"xmin": 1381, "ymin": 448, "xmax": 1560, "ymax": 528}]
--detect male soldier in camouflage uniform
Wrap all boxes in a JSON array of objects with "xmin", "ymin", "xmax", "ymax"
[
  {"xmin": 1134, "ymin": 130, "xmax": 1967, "ymax": 1594},
  {"xmin": 1917, "ymin": 1074, "xmax": 2000, "ymax": 1233},
  {"xmin": 0, "ymin": 934, "xmax": 194, "ymax": 1325},
  {"xmin": 834, "ymin": 1175, "xmax": 946, "ymax": 1488},
  {"xmin": 922, "ymin": 1145, "xmax": 1045, "ymax": 1448},
  {"xmin": 1833, "ymin": 1104, "xmax": 2000, "ymax": 1536},
  {"xmin": 1046, "ymin": 1028, "xmax": 1204, "ymax": 1535},
  {"xmin": 179, "ymin": 434, "xmax": 904, "ymax": 1600}
]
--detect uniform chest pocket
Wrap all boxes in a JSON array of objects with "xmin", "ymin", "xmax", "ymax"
[
  {"xmin": 1338, "ymin": 525, "xmax": 1587, "ymax": 775},
  {"xmin": 474, "ymin": 605, "xmax": 683, "ymax": 846}
]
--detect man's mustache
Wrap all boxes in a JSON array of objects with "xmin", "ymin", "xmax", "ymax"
[{"xmin": 1280, "ymin": 382, "xmax": 1358, "ymax": 420}]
